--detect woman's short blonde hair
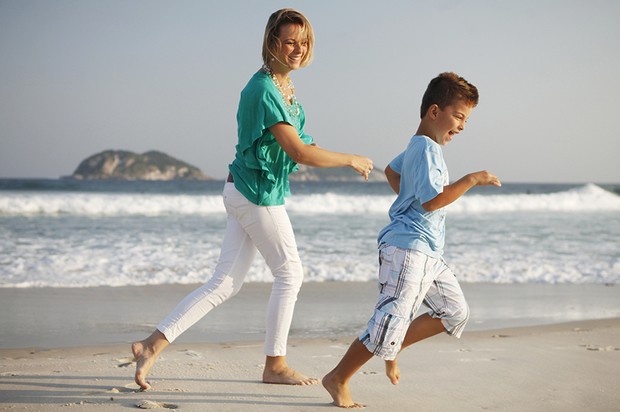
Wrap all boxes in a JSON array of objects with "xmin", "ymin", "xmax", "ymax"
[{"xmin": 262, "ymin": 9, "xmax": 314, "ymax": 67}]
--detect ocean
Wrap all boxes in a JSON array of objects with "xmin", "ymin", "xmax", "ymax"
[{"xmin": 1, "ymin": 179, "xmax": 619, "ymax": 288}]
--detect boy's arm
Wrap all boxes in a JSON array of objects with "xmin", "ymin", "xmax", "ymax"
[
  {"xmin": 385, "ymin": 165, "xmax": 401, "ymax": 194},
  {"xmin": 422, "ymin": 170, "xmax": 501, "ymax": 212}
]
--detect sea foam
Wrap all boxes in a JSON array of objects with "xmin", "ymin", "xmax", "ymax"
[
  {"xmin": 0, "ymin": 184, "xmax": 618, "ymax": 217},
  {"xmin": 1, "ymin": 183, "xmax": 618, "ymax": 287}
]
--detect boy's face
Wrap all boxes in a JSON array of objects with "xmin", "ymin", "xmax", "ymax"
[{"xmin": 428, "ymin": 99, "xmax": 474, "ymax": 146}]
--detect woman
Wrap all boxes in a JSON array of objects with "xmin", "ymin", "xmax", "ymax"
[{"xmin": 132, "ymin": 8, "xmax": 374, "ymax": 390}]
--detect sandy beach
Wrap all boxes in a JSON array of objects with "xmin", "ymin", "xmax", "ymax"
[{"xmin": 1, "ymin": 282, "xmax": 619, "ymax": 411}]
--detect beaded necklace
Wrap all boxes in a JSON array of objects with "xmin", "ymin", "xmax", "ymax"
[{"xmin": 261, "ymin": 64, "xmax": 300, "ymax": 117}]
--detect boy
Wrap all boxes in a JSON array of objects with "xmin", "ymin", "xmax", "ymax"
[{"xmin": 322, "ymin": 72, "xmax": 501, "ymax": 408}]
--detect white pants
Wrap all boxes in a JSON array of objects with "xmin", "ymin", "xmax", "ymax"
[{"xmin": 157, "ymin": 183, "xmax": 304, "ymax": 357}]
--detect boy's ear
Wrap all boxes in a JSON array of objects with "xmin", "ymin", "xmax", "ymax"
[{"xmin": 428, "ymin": 104, "xmax": 440, "ymax": 119}]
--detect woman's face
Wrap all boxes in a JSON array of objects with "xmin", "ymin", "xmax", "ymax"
[{"xmin": 273, "ymin": 23, "xmax": 308, "ymax": 71}]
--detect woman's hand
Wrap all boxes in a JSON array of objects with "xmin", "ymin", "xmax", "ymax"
[{"xmin": 350, "ymin": 155, "xmax": 374, "ymax": 181}]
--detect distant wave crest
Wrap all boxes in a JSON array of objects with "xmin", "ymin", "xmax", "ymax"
[
  {"xmin": 447, "ymin": 183, "xmax": 620, "ymax": 213},
  {"xmin": 0, "ymin": 184, "xmax": 618, "ymax": 217}
]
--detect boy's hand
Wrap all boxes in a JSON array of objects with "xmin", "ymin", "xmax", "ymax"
[{"xmin": 471, "ymin": 170, "xmax": 502, "ymax": 187}]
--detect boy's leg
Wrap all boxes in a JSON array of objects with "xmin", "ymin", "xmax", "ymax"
[
  {"xmin": 386, "ymin": 259, "xmax": 468, "ymax": 383},
  {"xmin": 422, "ymin": 260, "xmax": 469, "ymax": 338},
  {"xmin": 385, "ymin": 259, "xmax": 469, "ymax": 383},
  {"xmin": 325, "ymin": 246, "xmax": 432, "ymax": 403},
  {"xmin": 384, "ymin": 313, "xmax": 445, "ymax": 384},
  {"xmin": 401, "ymin": 312, "xmax": 446, "ymax": 349},
  {"xmin": 322, "ymin": 338, "xmax": 374, "ymax": 408}
]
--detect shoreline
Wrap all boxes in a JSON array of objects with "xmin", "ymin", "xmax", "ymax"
[
  {"xmin": 1, "ymin": 282, "xmax": 619, "ymax": 349},
  {"xmin": 1, "ymin": 282, "xmax": 619, "ymax": 410},
  {"xmin": 1, "ymin": 318, "xmax": 618, "ymax": 411}
]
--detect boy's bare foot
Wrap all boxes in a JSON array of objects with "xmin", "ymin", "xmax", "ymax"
[
  {"xmin": 131, "ymin": 330, "xmax": 169, "ymax": 391},
  {"xmin": 262, "ymin": 357, "xmax": 318, "ymax": 385},
  {"xmin": 385, "ymin": 359, "xmax": 400, "ymax": 385},
  {"xmin": 322, "ymin": 371, "xmax": 365, "ymax": 408}
]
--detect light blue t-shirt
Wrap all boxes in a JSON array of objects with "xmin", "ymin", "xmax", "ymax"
[
  {"xmin": 377, "ymin": 135, "xmax": 449, "ymax": 257},
  {"xmin": 229, "ymin": 71, "xmax": 313, "ymax": 206}
]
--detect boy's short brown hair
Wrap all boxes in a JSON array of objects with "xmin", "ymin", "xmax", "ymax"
[{"xmin": 420, "ymin": 72, "xmax": 479, "ymax": 118}]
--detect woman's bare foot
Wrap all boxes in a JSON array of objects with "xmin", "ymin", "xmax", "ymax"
[
  {"xmin": 131, "ymin": 330, "xmax": 169, "ymax": 390},
  {"xmin": 385, "ymin": 359, "xmax": 400, "ymax": 385},
  {"xmin": 262, "ymin": 356, "xmax": 319, "ymax": 385},
  {"xmin": 322, "ymin": 370, "xmax": 365, "ymax": 408}
]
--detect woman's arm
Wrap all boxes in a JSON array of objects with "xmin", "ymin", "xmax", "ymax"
[{"xmin": 270, "ymin": 122, "xmax": 373, "ymax": 180}]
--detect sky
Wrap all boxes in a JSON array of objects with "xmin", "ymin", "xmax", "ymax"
[{"xmin": 1, "ymin": 0, "xmax": 619, "ymax": 183}]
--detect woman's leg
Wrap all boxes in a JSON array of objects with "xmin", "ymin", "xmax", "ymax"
[
  {"xmin": 228, "ymin": 199, "xmax": 314, "ymax": 384},
  {"xmin": 133, "ymin": 184, "xmax": 257, "ymax": 390},
  {"xmin": 132, "ymin": 330, "xmax": 169, "ymax": 391},
  {"xmin": 156, "ymin": 214, "xmax": 257, "ymax": 342}
]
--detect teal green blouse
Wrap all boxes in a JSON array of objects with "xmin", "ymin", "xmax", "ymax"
[{"xmin": 228, "ymin": 71, "xmax": 313, "ymax": 206}]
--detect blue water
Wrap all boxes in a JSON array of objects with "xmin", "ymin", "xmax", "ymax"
[{"xmin": 1, "ymin": 179, "xmax": 619, "ymax": 287}]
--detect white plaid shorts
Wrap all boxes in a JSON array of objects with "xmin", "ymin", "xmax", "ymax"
[{"xmin": 359, "ymin": 244, "xmax": 469, "ymax": 360}]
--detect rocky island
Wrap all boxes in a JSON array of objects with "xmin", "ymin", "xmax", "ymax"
[{"xmin": 70, "ymin": 150, "xmax": 212, "ymax": 180}]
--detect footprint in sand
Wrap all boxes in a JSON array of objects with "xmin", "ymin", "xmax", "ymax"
[
  {"xmin": 116, "ymin": 356, "xmax": 137, "ymax": 368},
  {"xmin": 179, "ymin": 349, "xmax": 202, "ymax": 358},
  {"xmin": 135, "ymin": 400, "xmax": 179, "ymax": 409},
  {"xmin": 83, "ymin": 387, "xmax": 135, "ymax": 396},
  {"xmin": 583, "ymin": 345, "xmax": 618, "ymax": 351}
]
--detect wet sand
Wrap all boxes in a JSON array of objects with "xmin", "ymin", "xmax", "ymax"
[{"xmin": 1, "ymin": 282, "xmax": 619, "ymax": 411}]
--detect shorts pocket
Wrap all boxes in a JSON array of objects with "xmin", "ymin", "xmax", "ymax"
[
  {"xmin": 367, "ymin": 309, "xmax": 408, "ymax": 359},
  {"xmin": 378, "ymin": 244, "xmax": 397, "ymax": 294},
  {"xmin": 376, "ymin": 288, "xmax": 416, "ymax": 319}
]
